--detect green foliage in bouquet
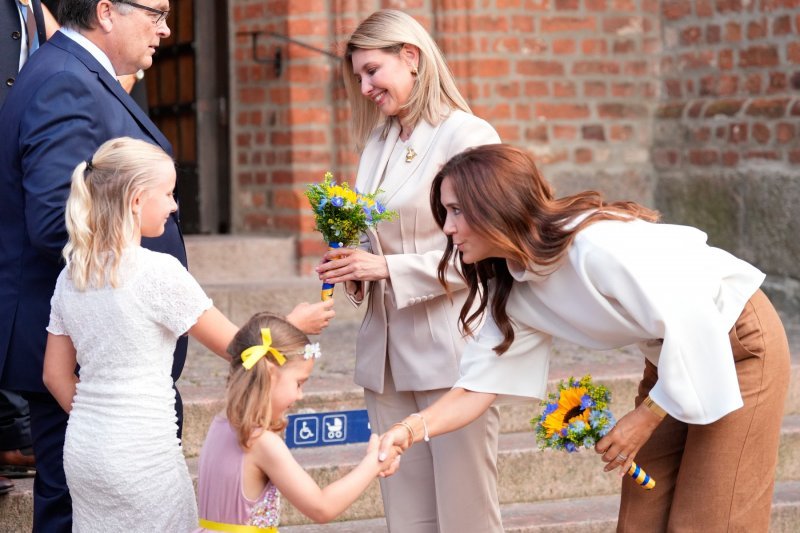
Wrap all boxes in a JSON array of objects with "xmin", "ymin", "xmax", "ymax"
[
  {"xmin": 532, "ymin": 374, "xmax": 616, "ymax": 453},
  {"xmin": 305, "ymin": 172, "xmax": 398, "ymax": 247}
]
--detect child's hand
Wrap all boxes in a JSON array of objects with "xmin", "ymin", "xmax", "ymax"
[
  {"xmin": 287, "ymin": 300, "xmax": 336, "ymax": 335},
  {"xmin": 365, "ymin": 434, "xmax": 402, "ymax": 478}
]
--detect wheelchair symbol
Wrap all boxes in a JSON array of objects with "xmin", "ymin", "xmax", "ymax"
[
  {"xmin": 322, "ymin": 415, "xmax": 346, "ymax": 442},
  {"xmin": 293, "ymin": 416, "xmax": 318, "ymax": 445}
]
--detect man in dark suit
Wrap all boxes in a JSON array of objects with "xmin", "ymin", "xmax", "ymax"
[
  {"xmin": 0, "ymin": 1, "xmax": 181, "ymax": 530},
  {"xmin": 0, "ymin": 0, "xmax": 50, "ymax": 498}
]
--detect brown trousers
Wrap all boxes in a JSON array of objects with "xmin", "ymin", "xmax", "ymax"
[{"xmin": 618, "ymin": 289, "xmax": 790, "ymax": 532}]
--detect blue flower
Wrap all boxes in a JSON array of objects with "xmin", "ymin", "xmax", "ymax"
[
  {"xmin": 569, "ymin": 420, "xmax": 586, "ymax": 432},
  {"xmin": 580, "ymin": 394, "xmax": 595, "ymax": 409},
  {"xmin": 542, "ymin": 402, "xmax": 558, "ymax": 416},
  {"xmin": 583, "ymin": 436, "xmax": 595, "ymax": 448},
  {"xmin": 565, "ymin": 442, "xmax": 577, "ymax": 453},
  {"xmin": 362, "ymin": 206, "xmax": 372, "ymax": 221},
  {"xmin": 560, "ymin": 428, "xmax": 568, "ymax": 437},
  {"xmin": 318, "ymin": 197, "xmax": 328, "ymax": 211},
  {"xmin": 374, "ymin": 202, "xmax": 386, "ymax": 214},
  {"xmin": 331, "ymin": 196, "xmax": 344, "ymax": 207}
]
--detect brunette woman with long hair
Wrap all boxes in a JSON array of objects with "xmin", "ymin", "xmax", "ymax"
[{"xmin": 379, "ymin": 144, "xmax": 789, "ymax": 532}]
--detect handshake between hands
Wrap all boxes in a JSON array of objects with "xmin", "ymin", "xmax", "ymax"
[{"xmin": 363, "ymin": 426, "xmax": 417, "ymax": 479}]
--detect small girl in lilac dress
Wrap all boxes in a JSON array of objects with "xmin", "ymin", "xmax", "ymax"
[{"xmin": 194, "ymin": 312, "xmax": 400, "ymax": 532}]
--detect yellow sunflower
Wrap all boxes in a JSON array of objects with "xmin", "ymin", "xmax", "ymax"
[{"xmin": 541, "ymin": 385, "xmax": 591, "ymax": 438}]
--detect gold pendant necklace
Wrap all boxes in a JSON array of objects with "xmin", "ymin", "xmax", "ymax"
[{"xmin": 405, "ymin": 146, "xmax": 417, "ymax": 163}]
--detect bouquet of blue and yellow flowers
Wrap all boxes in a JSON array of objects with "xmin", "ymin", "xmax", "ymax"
[
  {"xmin": 305, "ymin": 172, "xmax": 397, "ymax": 300},
  {"xmin": 533, "ymin": 374, "xmax": 656, "ymax": 490}
]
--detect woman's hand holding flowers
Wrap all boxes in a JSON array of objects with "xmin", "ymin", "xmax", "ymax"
[
  {"xmin": 316, "ymin": 248, "xmax": 389, "ymax": 284},
  {"xmin": 595, "ymin": 403, "xmax": 663, "ymax": 476}
]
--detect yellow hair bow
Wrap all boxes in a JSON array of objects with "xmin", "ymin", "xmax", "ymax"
[{"xmin": 241, "ymin": 328, "xmax": 286, "ymax": 370}]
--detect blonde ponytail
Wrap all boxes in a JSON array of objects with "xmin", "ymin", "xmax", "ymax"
[{"xmin": 62, "ymin": 137, "xmax": 173, "ymax": 291}]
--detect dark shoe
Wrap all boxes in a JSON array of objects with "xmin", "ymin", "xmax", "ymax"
[
  {"xmin": 0, "ymin": 476, "xmax": 13, "ymax": 495},
  {"xmin": 0, "ymin": 448, "xmax": 35, "ymax": 478}
]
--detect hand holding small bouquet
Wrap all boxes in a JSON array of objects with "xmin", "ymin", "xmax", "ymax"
[
  {"xmin": 305, "ymin": 172, "xmax": 397, "ymax": 300},
  {"xmin": 532, "ymin": 374, "xmax": 656, "ymax": 490}
]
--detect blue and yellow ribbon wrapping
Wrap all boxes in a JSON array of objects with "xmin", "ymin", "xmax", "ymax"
[
  {"xmin": 321, "ymin": 241, "xmax": 342, "ymax": 301},
  {"xmin": 626, "ymin": 461, "xmax": 656, "ymax": 490}
]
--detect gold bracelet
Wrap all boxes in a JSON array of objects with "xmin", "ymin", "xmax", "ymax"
[
  {"xmin": 642, "ymin": 395, "xmax": 667, "ymax": 419},
  {"xmin": 409, "ymin": 413, "xmax": 430, "ymax": 442},
  {"xmin": 390, "ymin": 421, "xmax": 415, "ymax": 449}
]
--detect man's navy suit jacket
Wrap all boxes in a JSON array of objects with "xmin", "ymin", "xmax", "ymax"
[{"xmin": 0, "ymin": 31, "xmax": 188, "ymax": 394}]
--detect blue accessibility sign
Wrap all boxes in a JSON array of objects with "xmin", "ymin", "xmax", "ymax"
[{"xmin": 285, "ymin": 409, "xmax": 372, "ymax": 448}]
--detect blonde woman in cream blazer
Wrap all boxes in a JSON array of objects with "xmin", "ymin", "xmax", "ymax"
[{"xmin": 316, "ymin": 10, "xmax": 503, "ymax": 533}]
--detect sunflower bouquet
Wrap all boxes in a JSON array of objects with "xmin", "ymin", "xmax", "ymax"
[
  {"xmin": 305, "ymin": 172, "xmax": 397, "ymax": 300},
  {"xmin": 532, "ymin": 374, "xmax": 656, "ymax": 490}
]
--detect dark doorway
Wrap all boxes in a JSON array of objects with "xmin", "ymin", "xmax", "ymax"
[{"xmin": 147, "ymin": 0, "xmax": 230, "ymax": 234}]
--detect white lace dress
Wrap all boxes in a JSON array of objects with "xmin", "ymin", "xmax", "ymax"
[{"xmin": 47, "ymin": 247, "xmax": 212, "ymax": 533}]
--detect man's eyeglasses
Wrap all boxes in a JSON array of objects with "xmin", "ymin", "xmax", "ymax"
[{"xmin": 114, "ymin": 0, "xmax": 170, "ymax": 25}]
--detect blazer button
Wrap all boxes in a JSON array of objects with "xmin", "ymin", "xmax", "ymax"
[
  {"xmin": 12, "ymin": 31, "xmax": 21, "ymax": 40},
  {"xmin": 6, "ymin": 78, "xmax": 14, "ymax": 87}
]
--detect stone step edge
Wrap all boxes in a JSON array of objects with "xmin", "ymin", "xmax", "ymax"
[
  {"xmin": 2, "ymin": 420, "xmax": 798, "ymax": 529},
  {"xmin": 280, "ymin": 479, "xmax": 800, "ymax": 532}
]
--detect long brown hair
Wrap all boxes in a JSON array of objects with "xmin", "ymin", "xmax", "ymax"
[
  {"xmin": 225, "ymin": 312, "xmax": 310, "ymax": 449},
  {"xmin": 430, "ymin": 144, "xmax": 659, "ymax": 354}
]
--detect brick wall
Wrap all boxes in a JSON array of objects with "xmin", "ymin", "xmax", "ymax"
[
  {"xmin": 230, "ymin": 0, "xmax": 799, "ymax": 309},
  {"xmin": 653, "ymin": 0, "xmax": 800, "ymax": 311}
]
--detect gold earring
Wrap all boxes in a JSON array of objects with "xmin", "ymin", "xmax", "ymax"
[{"xmin": 411, "ymin": 66, "xmax": 418, "ymax": 76}]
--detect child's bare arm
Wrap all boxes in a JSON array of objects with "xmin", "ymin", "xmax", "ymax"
[
  {"xmin": 42, "ymin": 333, "xmax": 79, "ymax": 413},
  {"xmin": 286, "ymin": 300, "xmax": 335, "ymax": 335},
  {"xmin": 252, "ymin": 431, "xmax": 388, "ymax": 523},
  {"xmin": 188, "ymin": 306, "xmax": 238, "ymax": 361}
]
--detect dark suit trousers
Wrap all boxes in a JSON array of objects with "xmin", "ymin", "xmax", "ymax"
[
  {"xmin": 22, "ymin": 392, "xmax": 71, "ymax": 533},
  {"xmin": 0, "ymin": 389, "xmax": 31, "ymax": 451}
]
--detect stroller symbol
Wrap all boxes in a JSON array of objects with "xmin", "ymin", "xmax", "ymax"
[{"xmin": 326, "ymin": 417, "xmax": 344, "ymax": 439}]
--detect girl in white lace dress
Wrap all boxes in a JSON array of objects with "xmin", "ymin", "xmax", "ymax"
[{"xmin": 41, "ymin": 137, "xmax": 243, "ymax": 533}]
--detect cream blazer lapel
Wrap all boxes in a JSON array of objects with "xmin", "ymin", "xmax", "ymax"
[
  {"xmin": 377, "ymin": 118, "xmax": 441, "ymax": 206},
  {"xmin": 361, "ymin": 122, "xmax": 401, "ymax": 196}
]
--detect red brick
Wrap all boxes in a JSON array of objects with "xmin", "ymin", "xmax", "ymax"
[
  {"xmin": 696, "ymin": 0, "xmax": 714, "ymax": 16},
  {"xmin": 752, "ymin": 123, "xmax": 771, "ymax": 144},
  {"xmin": 587, "ymin": 0, "xmax": 608, "ymax": 10},
  {"xmin": 525, "ymin": 81, "xmax": 550, "ymax": 96},
  {"xmin": 553, "ymin": 39, "xmax": 576, "ymax": 54},
  {"xmin": 745, "ymin": 98, "xmax": 789, "ymax": 118},
  {"xmin": 746, "ymin": 19, "xmax": 768, "ymax": 40},
  {"xmin": 610, "ymin": 125, "xmax": 634, "ymax": 140},
  {"xmin": 743, "ymin": 150, "xmax": 781, "ymax": 161},
  {"xmin": 287, "ymin": 107, "xmax": 331, "ymax": 126},
  {"xmin": 739, "ymin": 46, "xmax": 780, "ymax": 68},
  {"xmin": 582, "ymin": 39, "xmax": 608, "ymax": 55},
  {"xmin": 662, "ymin": 0, "xmax": 691, "ymax": 19},
  {"xmin": 790, "ymin": 150, "xmax": 800, "ymax": 164},
  {"xmin": 540, "ymin": 17, "xmax": 597, "ymax": 33},
  {"xmin": 776, "ymin": 123, "xmax": 795, "ymax": 143},
  {"xmin": 286, "ymin": 0, "xmax": 326, "ymax": 14},
  {"xmin": 715, "ymin": 0, "xmax": 743, "ymax": 13},
  {"xmin": 729, "ymin": 123, "xmax": 748, "ymax": 143},
  {"xmin": 584, "ymin": 81, "xmax": 607, "ymax": 97},
  {"xmin": 692, "ymin": 126, "xmax": 711, "ymax": 142},
  {"xmin": 718, "ymin": 49, "xmax": 734, "ymax": 70},
  {"xmin": 773, "ymin": 15, "xmax": 792, "ymax": 35},
  {"xmin": 553, "ymin": 82, "xmax": 577, "ymax": 97},
  {"xmin": 553, "ymin": 125, "xmax": 578, "ymax": 139},
  {"xmin": 273, "ymin": 188, "xmax": 309, "ymax": 209},
  {"xmin": 555, "ymin": 0, "xmax": 580, "ymax": 8},
  {"xmin": 476, "ymin": 59, "xmax": 510, "ymax": 77},
  {"xmin": 575, "ymin": 148, "xmax": 593, "ymax": 163},
  {"xmin": 535, "ymin": 104, "xmax": 591, "ymax": 120},
  {"xmin": 598, "ymin": 103, "xmax": 647, "ymax": 119},
  {"xmin": 706, "ymin": 25, "xmax": 721, "ymax": 44},
  {"xmin": 656, "ymin": 102, "xmax": 686, "ymax": 119},
  {"xmin": 703, "ymin": 99, "xmax": 744, "ymax": 117},
  {"xmin": 653, "ymin": 149, "xmax": 680, "ymax": 167},
  {"xmin": 611, "ymin": 82, "xmax": 636, "ymax": 97},
  {"xmin": 518, "ymin": 61, "xmax": 565, "ymax": 76},
  {"xmin": 680, "ymin": 26, "xmax": 702, "ymax": 45},
  {"xmin": 724, "ymin": 22, "xmax": 741, "ymax": 42},
  {"xmin": 721, "ymin": 151, "xmax": 739, "ymax": 166},
  {"xmin": 665, "ymin": 79, "xmax": 682, "ymax": 98},
  {"xmin": 613, "ymin": 39, "xmax": 636, "ymax": 54},
  {"xmin": 745, "ymin": 73, "xmax": 762, "ymax": 94},
  {"xmin": 689, "ymin": 150, "xmax": 718, "ymax": 166},
  {"xmin": 582, "ymin": 124, "xmax": 606, "ymax": 141},
  {"xmin": 525, "ymin": 124, "xmax": 549, "ymax": 142},
  {"xmin": 789, "ymin": 42, "xmax": 800, "ymax": 63},
  {"xmin": 768, "ymin": 72, "xmax": 787, "ymax": 93},
  {"xmin": 573, "ymin": 61, "xmax": 620, "ymax": 75}
]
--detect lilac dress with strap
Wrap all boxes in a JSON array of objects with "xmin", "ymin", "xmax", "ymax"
[{"xmin": 194, "ymin": 416, "xmax": 281, "ymax": 532}]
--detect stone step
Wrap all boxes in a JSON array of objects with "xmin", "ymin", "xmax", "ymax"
[
  {"xmin": 2, "ymin": 418, "xmax": 798, "ymax": 531},
  {"xmin": 280, "ymin": 479, "xmax": 800, "ymax": 532},
  {"xmin": 185, "ymin": 234, "xmax": 297, "ymax": 284},
  {"xmin": 199, "ymin": 279, "xmax": 366, "ymax": 328}
]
